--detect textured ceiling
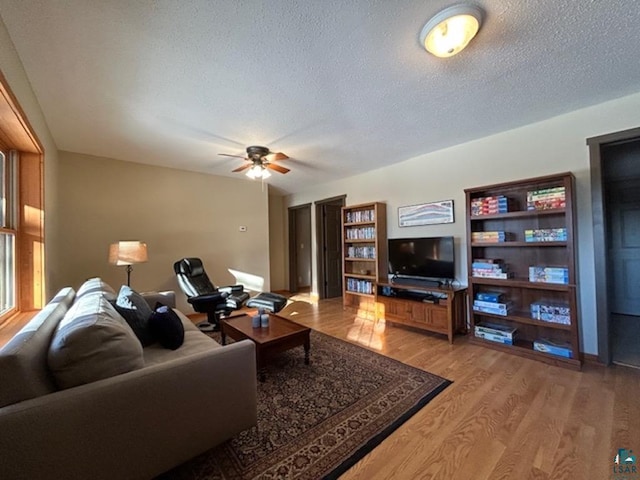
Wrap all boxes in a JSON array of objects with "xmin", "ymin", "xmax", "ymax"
[{"xmin": 2, "ymin": 1, "xmax": 640, "ymax": 194}]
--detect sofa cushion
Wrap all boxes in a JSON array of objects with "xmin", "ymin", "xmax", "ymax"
[
  {"xmin": 0, "ymin": 287, "xmax": 76, "ymax": 408},
  {"xmin": 48, "ymin": 294, "xmax": 144, "ymax": 390},
  {"xmin": 149, "ymin": 305, "xmax": 184, "ymax": 350},
  {"xmin": 75, "ymin": 277, "xmax": 117, "ymax": 302},
  {"xmin": 114, "ymin": 285, "xmax": 155, "ymax": 346}
]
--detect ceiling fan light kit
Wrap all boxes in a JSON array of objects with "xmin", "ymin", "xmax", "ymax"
[
  {"xmin": 221, "ymin": 145, "xmax": 290, "ymax": 180},
  {"xmin": 420, "ymin": 4, "xmax": 483, "ymax": 58},
  {"xmin": 246, "ymin": 164, "xmax": 271, "ymax": 179}
]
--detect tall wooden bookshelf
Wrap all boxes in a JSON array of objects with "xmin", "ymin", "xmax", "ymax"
[
  {"xmin": 341, "ymin": 202, "xmax": 387, "ymax": 311},
  {"xmin": 465, "ymin": 172, "xmax": 581, "ymax": 370}
]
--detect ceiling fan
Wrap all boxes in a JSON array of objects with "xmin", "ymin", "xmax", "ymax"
[{"xmin": 219, "ymin": 145, "xmax": 290, "ymax": 179}]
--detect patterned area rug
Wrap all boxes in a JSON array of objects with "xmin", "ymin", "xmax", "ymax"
[{"xmin": 160, "ymin": 330, "xmax": 450, "ymax": 480}]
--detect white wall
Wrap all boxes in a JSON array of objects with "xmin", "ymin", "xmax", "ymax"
[
  {"xmin": 0, "ymin": 15, "xmax": 61, "ymax": 300},
  {"xmin": 286, "ymin": 91, "xmax": 640, "ymax": 355},
  {"xmin": 57, "ymin": 151, "xmax": 271, "ymax": 314}
]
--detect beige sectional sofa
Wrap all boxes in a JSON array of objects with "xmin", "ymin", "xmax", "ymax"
[{"xmin": 0, "ymin": 278, "xmax": 257, "ymax": 480}]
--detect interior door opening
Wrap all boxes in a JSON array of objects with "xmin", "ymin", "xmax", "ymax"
[
  {"xmin": 288, "ymin": 204, "xmax": 312, "ymax": 295},
  {"xmin": 315, "ymin": 196, "xmax": 346, "ymax": 300},
  {"xmin": 603, "ymin": 139, "xmax": 640, "ymax": 367},
  {"xmin": 589, "ymin": 127, "xmax": 640, "ymax": 367}
]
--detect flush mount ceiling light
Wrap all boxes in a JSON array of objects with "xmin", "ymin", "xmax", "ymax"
[{"xmin": 420, "ymin": 4, "xmax": 483, "ymax": 58}]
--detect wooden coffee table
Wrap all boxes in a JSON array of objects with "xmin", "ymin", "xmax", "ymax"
[{"xmin": 221, "ymin": 313, "xmax": 311, "ymax": 381}]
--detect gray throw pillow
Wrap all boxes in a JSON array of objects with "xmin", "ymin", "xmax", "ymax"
[{"xmin": 115, "ymin": 285, "xmax": 155, "ymax": 346}]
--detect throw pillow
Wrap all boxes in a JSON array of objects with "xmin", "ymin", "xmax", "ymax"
[
  {"xmin": 48, "ymin": 295, "xmax": 144, "ymax": 390},
  {"xmin": 149, "ymin": 305, "xmax": 185, "ymax": 350},
  {"xmin": 115, "ymin": 285, "xmax": 155, "ymax": 346}
]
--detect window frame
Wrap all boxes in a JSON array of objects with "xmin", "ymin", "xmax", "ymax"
[
  {"xmin": 1, "ymin": 144, "xmax": 16, "ymax": 320},
  {"xmin": 0, "ymin": 71, "xmax": 45, "ymax": 324},
  {"xmin": 1, "ymin": 146, "xmax": 16, "ymax": 316}
]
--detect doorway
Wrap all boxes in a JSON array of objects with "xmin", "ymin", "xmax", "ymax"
[
  {"xmin": 315, "ymin": 195, "xmax": 346, "ymax": 299},
  {"xmin": 288, "ymin": 204, "xmax": 312, "ymax": 294},
  {"xmin": 588, "ymin": 127, "xmax": 640, "ymax": 367}
]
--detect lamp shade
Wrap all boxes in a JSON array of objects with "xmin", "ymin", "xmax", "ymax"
[
  {"xmin": 108, "ymin": 241, "xmax": 148, "ymax": 266},
  {"xmin": 420, "ymin": 4, "xmax": 483, "ymax": 58}
]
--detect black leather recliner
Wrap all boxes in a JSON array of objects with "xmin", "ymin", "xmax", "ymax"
[{"xmin": 173, "ymin": 257, "xmax": 250, "ymax": 331}]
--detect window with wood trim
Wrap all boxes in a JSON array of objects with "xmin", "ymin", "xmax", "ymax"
[
  {"xmin": 0, "ymin": 72, "xmax": 45, "ymax": 323},
  {"xmin": 0, "ymin": 148, "xmax": 17, "ymax": 316}
]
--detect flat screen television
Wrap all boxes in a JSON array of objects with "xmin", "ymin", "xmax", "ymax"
[{"xmin": 388, "ymin": 236, "xmax": 455, "ymax": 282}]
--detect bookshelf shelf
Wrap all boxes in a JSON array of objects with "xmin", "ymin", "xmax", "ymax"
[
  {"xmin": 341, "ymin": 202, "xmax": 387, "ymax": 311},
  {"xmin": 465, "ymin": 172, "xmax": 581, "ymax": 369}
]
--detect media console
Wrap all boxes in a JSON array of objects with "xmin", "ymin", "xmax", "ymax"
[{"xmin": 377, "ymin": 282, "xmax": 467, "ymax": 344}]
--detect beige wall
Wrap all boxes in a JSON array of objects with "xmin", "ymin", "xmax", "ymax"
[
  {"xmin": 285, "ymin": 91, "xmax": 640, "ymax": 355},
  {"xmin": 57, "ymin": 151, "xmax": 271, "ymax": 314},
  {"xmin": 0, "ymin": 15, "xmax": 61, "ymax": 300},
  {"xmin": 268, "ymin": 193, "xmax": 286, "ymax": 291}
]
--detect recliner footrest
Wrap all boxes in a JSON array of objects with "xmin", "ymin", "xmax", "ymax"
[
  {"xmin": 226, "ymin": 291, "xmax": 250, "ymax": 309},
  {"xmin": 246, "ymin": 292, "xmax": 288, "ymax": 313}
]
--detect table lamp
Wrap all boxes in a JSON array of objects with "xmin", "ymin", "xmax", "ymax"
[{"xmin": 108, "ymin": 241, "xmax": 148, "ymax": 286}]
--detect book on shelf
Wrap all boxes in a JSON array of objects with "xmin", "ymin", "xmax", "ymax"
[
  {"xmin": 346, "ymin": 278, "xmax": 374, "ymax": 294},
  {"xmin": 345, "ymin": 209, "xmax": 374, "ymax": 223},
  {"xmin": 529, "ymin": 266, "xmax": 569, "ymax": 284},
  {"xmin": 475, "ymin": 291, "xmax": 504, "ymax": 302},
  {"xmin": 347, "ymin": 245, "xmax": 376, "ymax": 259},
  {"xmin": 345, "ymin": 227, "xmax": 376, "ymax": 240},
  {"xmin": 470, "ymin": 195, "xmax": 512, "ymax": 216},
  {"xmin": 475, "ymin": 331, "xmax": 514, "ymax": 345},
  {"xmin": 473, "ymin": 299, "xmax": 512, "ymax": 311},
  {"xmin": 533, "ymin": 338, "xmax": 573, "ymax": 358},
  {"xmin": 524, "ymin": 228, "xmax": 567, "ymax": 242},
  {"xmin": 530, "ymin": 301, "xmax": 571, "ymax": 325},
  {"xmin": 473, "ymin": 304, "xmax": 511, "ymax": 316},
  {"xmin": 472, "ymin": 271, "xmax": 514, "ymax": 279},
  {"xmin": 471, "ymin": 231, "xmax": 513, "ymax": 242},
  {"xmin": 473, "ymin": 258, "xmax": 503, "ymax": 264},
  {"xmin": 475, "ymin": 322, "xmax": 517, "ymax": 339},
  {"xmin": 472, "ymin": 260, "xmax": 506, "ymax": 269},
  {"xmin": 474, "ymin": 322, "xmax": 517, "ymax": 344},
  {"xmin": 526, "ymin": 186, "xmax": 566, "ymax": 211},
  {"xmin": 471, "ymin": 259, "xmax": 511, "ymax": 279}
]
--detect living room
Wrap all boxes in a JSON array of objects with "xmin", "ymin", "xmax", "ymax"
[{"xmin": 1, "ymin": 2, "xmax": 640, "ymax": 479}]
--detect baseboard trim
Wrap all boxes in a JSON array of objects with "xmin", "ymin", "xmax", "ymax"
[{"xmin": 581, "ymin": 352, "xmax": 602, "ymax": 365}]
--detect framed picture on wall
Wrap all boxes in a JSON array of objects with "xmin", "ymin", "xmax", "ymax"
[{"xmin": 398, "ymin": 200, "xmax": 454, "ymax": 227}]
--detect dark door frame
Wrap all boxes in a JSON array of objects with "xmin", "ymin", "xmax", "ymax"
[
  {"xmin": 288, "ymin": 203, "xmax": 312, "ymax": 294},
  {"xmin": 315, "ymin": 195, "xmax": 346, "ymax": 300},
  {"xmin": 587, "ymin": 126, "xmax": 640, "ymax": 364}
]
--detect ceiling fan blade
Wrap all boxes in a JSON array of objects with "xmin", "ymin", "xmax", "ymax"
[
  {"xmin": 266, "ymin": 163, "xmax": 290, "ymax": 174},
  {"xmin": 219, "ymin": 153, "xmax": 247, "ymax": 159},
  {"xmin": 265, "ymin": 152, "xmax": 289, "ymax": 161},
  {"xmin": 232, "ymin": 164, "xmax": 252, "ymax": 173}
]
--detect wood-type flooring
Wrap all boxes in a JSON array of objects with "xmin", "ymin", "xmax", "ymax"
[{"xmin": 274, "ymin": 297, "xmax": 640, "ymax": 480}]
